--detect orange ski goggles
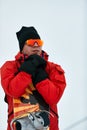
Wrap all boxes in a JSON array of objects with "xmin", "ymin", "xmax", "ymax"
[{"xmin": 26, "ymin": 39, "xmax": 43, "ymax": 47}]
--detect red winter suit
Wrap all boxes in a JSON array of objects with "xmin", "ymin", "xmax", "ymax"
[{"xmin": 1, "ymin": 51, "xmax": 66, "ymax": 130}]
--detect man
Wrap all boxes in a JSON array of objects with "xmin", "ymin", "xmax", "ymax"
[{"xmin": 1, "ymin": 26, "xmax": 66, "ymax": 130}]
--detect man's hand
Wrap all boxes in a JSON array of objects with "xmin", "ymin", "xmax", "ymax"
[
  {"xmin": 19, "ymin": 54, "xmax": 47, "ymax": 76},
  {"xmin": 27, "ymin": 54, "xmax": 47, "ymax": 68},
  {"xmin": 32, "ymin": 67, "xmax": 48, "ymax": 85}
]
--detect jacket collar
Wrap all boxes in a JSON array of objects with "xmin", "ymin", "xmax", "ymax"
[{"xmin": 15, "ymin": 50, "xmax": 49, "ymax": 63}]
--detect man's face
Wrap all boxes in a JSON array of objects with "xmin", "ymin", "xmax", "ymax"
[{"xmin": 22, "ymin": 42, "xmax": 42, "ymax": 56}]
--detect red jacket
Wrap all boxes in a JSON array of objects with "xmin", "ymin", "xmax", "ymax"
[{"xmin": 1, "ymin": 51, "xmax": 66, "ymax": 130}]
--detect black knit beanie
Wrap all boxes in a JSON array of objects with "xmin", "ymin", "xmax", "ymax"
[{"xmin": 16, "ymin": 26, "xmax": 41, "ymax": 51}]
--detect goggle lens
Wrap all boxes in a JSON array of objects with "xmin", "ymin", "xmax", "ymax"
[{"xmin": 26, "ymin": 39, "xmax": 43, "ymax": 46}]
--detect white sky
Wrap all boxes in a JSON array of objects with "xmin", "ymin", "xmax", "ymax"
[{"xmin": 0, "ymin": 0, "xmax": 87, "ymax": 130}]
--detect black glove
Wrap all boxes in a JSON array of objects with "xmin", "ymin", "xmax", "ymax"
[
  {"xmin": 19, "ymin": 58, "xmax": 36, "ymax": 76},
  {"xmin": 33, "ymin": 67, "xmax": 48, "ymax": 85},
  {"xmin": 27, "ymin": 54, "xmax": 47, "ymax": 68},
  {"xmin": 19, "ymin": 54, "xmax": 47, "ymax": 76}
]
